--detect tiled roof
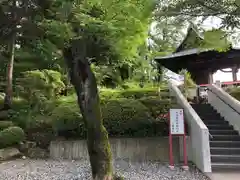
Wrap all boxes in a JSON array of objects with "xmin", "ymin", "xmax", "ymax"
[{"xmin": 155, "ymin": 48, "xmax": 210, "ymax": 60}]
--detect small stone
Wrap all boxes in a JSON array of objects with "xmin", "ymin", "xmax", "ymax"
[{"xmin": 22, "ymin": 156, "xmax": 26, "ymax": 159}]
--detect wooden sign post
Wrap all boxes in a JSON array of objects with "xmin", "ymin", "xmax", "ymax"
[{"xmin": 168, "ymin": 109, "xmax": 188, "ymax": 170}]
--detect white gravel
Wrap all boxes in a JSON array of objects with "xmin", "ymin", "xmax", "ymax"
[{"xmin": 0, "ymin": 159, "xmax": 210, "ymax": 180}]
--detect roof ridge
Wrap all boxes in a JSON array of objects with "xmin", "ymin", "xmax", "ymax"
[{"xmin": 175, "ymin": 22, "xmax": 204, "ymax": 52}]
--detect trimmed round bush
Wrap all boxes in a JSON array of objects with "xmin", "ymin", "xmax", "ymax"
[
  {"xmin": 0, "ymin": 121, "xmax": 14, "ymax": 131},
  {"xmin": 47, "ymin": 95, "xmax": 170, "ymax": 139},
  {"xmin": 50, "ymin": 101, "xmax": 86, "ymax": 138},
  {"xmin": 0, "ymin": 126, "xmax": 25, "ymax": 148},
  {"xmin": 101, "ymin": 98, "xmax": 157, "ymax": 137}
]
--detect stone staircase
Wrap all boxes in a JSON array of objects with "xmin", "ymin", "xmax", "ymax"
[{"xmin": 192, "ymin": 103, "xmax": 240, "ymax": 171}]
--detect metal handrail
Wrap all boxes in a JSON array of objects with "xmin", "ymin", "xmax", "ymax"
[{"xmin": 209, "ymin": 132, "xmax": 213, "ymax": 139}]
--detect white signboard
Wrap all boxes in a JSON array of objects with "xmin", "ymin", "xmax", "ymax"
[{"xmin": 169, "ymin": 109, "xmax": 185, "ymax": 135}]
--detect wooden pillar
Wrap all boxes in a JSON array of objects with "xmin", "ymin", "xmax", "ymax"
[
  {"xmin": 194, "ymin": 70, "xmax": 212, "ymax": 85},
  {"xmin": 232, "ymin": 66, "xmax": 238, "ymax": 82},
  {"xmin": 208, "ymin": 72, "xmax": 213, "ymax": 84}
]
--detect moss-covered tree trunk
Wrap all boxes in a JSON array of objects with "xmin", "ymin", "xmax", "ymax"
[{"xmin": 63, "ymin": 39, "xmax": 113, "ymax": 180}]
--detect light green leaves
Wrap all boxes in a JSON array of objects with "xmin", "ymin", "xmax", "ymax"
[{"xmin": 201, "ymin": 29, "xmax": 231, "ymax": 51}]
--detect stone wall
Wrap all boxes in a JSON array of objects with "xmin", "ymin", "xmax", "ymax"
[{"xmin": 50, "ymin": 137, "xmax": 192, "ymax": 163}]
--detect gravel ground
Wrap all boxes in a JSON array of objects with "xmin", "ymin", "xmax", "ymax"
[{"xmin": 0, "ymin": 159, "xmax": 210, "ymax": 180}]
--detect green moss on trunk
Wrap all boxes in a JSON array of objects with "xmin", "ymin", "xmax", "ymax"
[
  {"xmin": 87, "ymin": 125, "xmax": 113, "ymax": 179},
  {"xmin": 63, "ymin": 40, "xmax": 114, "ymax": 180}
]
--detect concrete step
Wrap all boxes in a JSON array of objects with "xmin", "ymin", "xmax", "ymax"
[
  {"xmin": 200, "ymin": 114, "xmax": 223, "ymax": 119},
  {"xmin": 212, "ymin": 162, "xmax": 240, "ymax": 171},
  {"xmin": 209, "ymin": 130, "xmax": 239, "ymax": 135},
  {"xmin": 211, "ymin": 154, "xmax": 240, "ymax": 163},
  {"xmin": 205, "ymin": 120, "xmax": 229, "ymax": 125},
  {"xmin": 207, "ymin": 124, "xmax": 234, "ymax": 130},
  {"xmin": 212, "ymin": 135, "xmax": 240, "ymax": 141},
  {"xmin": 210, "ymin": 141, "xmax": 240, "ymax": 148},
  {"xmin": 193, "ymin": 108, "xmax": 217, "ymax": 113},
  {"xmin": 211, "ymin": 147, "xmax": 240, "ymax": 155},
  {"xmin": 201, "ymin": 116, "xmax": 226, "ymax": 121},
  {"xmin": 196, "ymin": 110, "xmax": 220, "ymax": 115},
  {"xmin": 192, "ymin": 108, "xmax": 215, "ymax": 113},
  {"xmin": 191, "ymin": 104, "xmax": 213, "ymax": 108}
]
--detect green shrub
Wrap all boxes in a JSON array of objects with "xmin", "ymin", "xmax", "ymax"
[
  {"xmin": 100, "ymin": 87, "xmax": 164, "ymax": 101},
  {"xmin": 7, "ymin": 99, "xmax": 55, "ymax": 129},
  {"xmin": 120, "ymin": 81, "xmax": 141, "ymax": 89},
  {"xmin": 0, "ymin": 126, "xmax": 25, "ymax": 148},
  {"xmin": 15, "ymin": 69, "xmax": 65, "ymax": 103},
  {"xmin": 91, "ymin": 65, "xmax": 122, "ymax": 88},
  {"xmin": 24, "ymin": 116, "xmax": 54, "ymax": 149},
  {"xmin": 101, "ymin": 98, "xmax": 159, "ymax": 137},
  {"xmin": 50, "ymin": 98, "xmax": 86, "ymax": 138},
  {"xmin": 100, "ymin": 89, "xmax": 123, "ymax": 101},
  {"xmin": 119, "ymin": 88, "xmax": 160, "ymax": 99},
  {"xmin": 227, "ymin": 87, "xmax": 240, "ymax": 100},
  {"xmin": 48, "ymin": 97, "xmax": 167, "ymax": 139},
  {"xmin": 140, "ymin": 97, "xmax": 171, "ymax": 118},
  {"xmin": 8, "ymin": 87, "xmax": 172, "ymax": 141},
  {"xmin": 0, "ymin": 121, "xmax": 14, "ymax": 131}
]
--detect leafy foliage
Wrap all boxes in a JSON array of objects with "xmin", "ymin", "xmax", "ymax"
[
  {"xmin": 155, "ymin": 0, "xmax": 240, "ymax": 51},
  {"xmin": 0, "ymin": 126, "xmax": 25, "ymax": 148},
  {"xmin": 99, "ymin": 87, "xmax": 164, "ymax": 101},
  {"xmin": 0, "ymin": 121, "xmax": 14, "ymax": 131},
  {"xmin": 227, "ymin": 87, "xmax": 240, "ymax": 100},
  {"xmin": 179, "ymin": 69, "xmax": 196, "ymax": 88},
  {"xmin": 7, "ymin": 86, "xmax": 172, "ymax": 140},
  {"xmin": 101, "ymin": 99, "xmax": 157, "ymax": 137},
  {"xmin": 157, "ymin": 0, "xmax": 240, "ymax": 29},
  {"xmin": 16, "ymin": 69, "xmax": 65, "ymax": 103},
  {"xmin": 150, "ymin": 17, "xmax": 186, "ymax": 52},
  {"xmin": 51, "ymin": 96, "xmax": 167, "ymax": 139},
  {"xmin": 201, "ymin": 29, "xmax": 231, "ymax": 51},
  {"xmin": 140, "ymin": 97, "xmax": 171, "ymax": 118},
  {"xmin": 50, "ymin": 96, "xmax": 84, "ymax": 138}
]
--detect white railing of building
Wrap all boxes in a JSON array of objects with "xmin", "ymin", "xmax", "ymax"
[
  {"xmin": 208, "ymin": 84, "xmax": 240, "ymax": 133},
  {"xmin": 168, "ymin": 80, "xmax": 212, "ymax": 173}
]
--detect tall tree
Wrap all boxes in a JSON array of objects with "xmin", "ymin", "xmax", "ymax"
[
  {"xmin": 0, "ymin": 0, "xmax": 42, "ymax": 109},
  {"xmin": 0, "ymin": 0, "xmax": 18, "ymax": 109},
  {"xmin": 39, "ymin": 0, "xmax": 155, "ymax": 179},
  {"xmin": 0, "ymin": 0, "xmax": 155, "ymax": 178},
  {"xmin": 149, "ymin": 17, "xmax": 186, "ymax": 53},
  {"xmin": 157, "ymin": 0, "xmax": 240, "ymax": 28}
]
